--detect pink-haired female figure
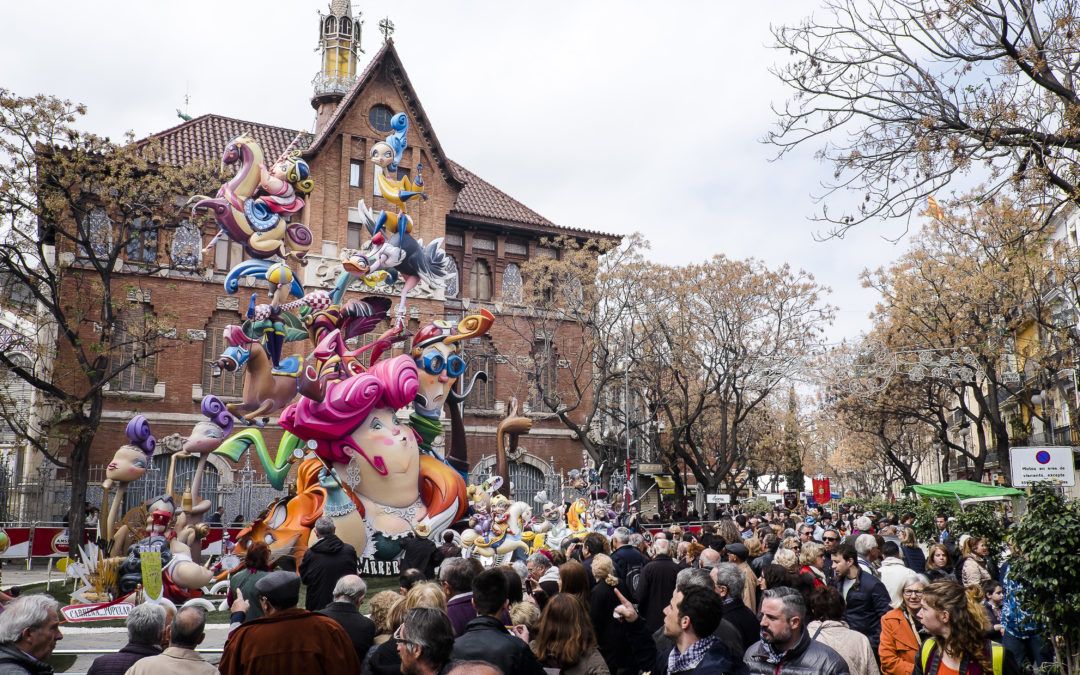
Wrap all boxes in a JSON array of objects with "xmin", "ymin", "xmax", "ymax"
[{"xmin": 279, "ymin": 354, "xmax": 467, "ymax": 560}]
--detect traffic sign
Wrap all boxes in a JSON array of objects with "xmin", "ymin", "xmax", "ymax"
[{"xmin": 1009, "ymin": 446, "xmax": 1076, "ymax": 487}]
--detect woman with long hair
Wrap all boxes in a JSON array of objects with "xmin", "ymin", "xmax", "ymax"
[
  {"xmin": 959, "ymin": 538, "xmax": 992, "ymax": 589},
  {"xmin": 913, "ymin": 580, "xmax": 1020, "ymax": 675},
  {"xmin": 924, "ymin": 544, "xmax": 955, "ymax": 583},
  {"xmin": 559, "ymin": 559, "xmax": 591, "ymax": 608},
  {"xmin": 532, "ymin": 593, "xmax": 609, "ymax": 674},
  {"xmin": 880, "ymin": 574, "xmax": 930, "ymax": 675},
  {"xmin": 899, "ymin": 527, "xmax": 926, "ymax": 574},
  {"xmin": 226, "ymin": 540, "xmax": 272, "ymax": 622}
]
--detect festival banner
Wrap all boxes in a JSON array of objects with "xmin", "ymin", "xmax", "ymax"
[
  {"xmin": 140, "ymin": 550, "xmax": 163, "ymax": 601},
  {"xmin": 0, "ymin": 527, "xmax": 31, "ymax": 559},
  {"xmin": 61, "ymin": 602, "xmax": 134, "ymax": 623},
  {"xmin": 812, "ymin": 475, "xmax": 832, "ymax": 505},
  {"xmin": 30, "ymin": 527, "xmax": 81, "ymax": 558}
]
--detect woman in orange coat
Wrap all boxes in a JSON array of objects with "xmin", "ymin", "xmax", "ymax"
[{"xmin": 880, "ymin": 574, "xmax": 930, "ymax": 675}]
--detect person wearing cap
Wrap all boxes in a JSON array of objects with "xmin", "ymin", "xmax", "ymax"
[
  {"xmin": 219, "ymin": 570, "xmax": 359, "ymax": 675},
  {"xmin": 725, "ymin": 542, "xmax": 758, "ymax": 614}
]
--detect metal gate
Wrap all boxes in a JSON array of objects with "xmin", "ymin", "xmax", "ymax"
[{"xmin": 468, "ymin": 456, "xmax": 562, "ymax": 507}]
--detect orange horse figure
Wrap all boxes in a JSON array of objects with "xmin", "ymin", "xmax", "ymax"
[{"xmin": 212, "ymin": 324, "xmax": 301, "ymax": 426}]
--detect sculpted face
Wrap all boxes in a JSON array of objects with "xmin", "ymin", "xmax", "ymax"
[
  {"xmin": 183, "ymin": 421, "xmax": 226, "ymax": 455},
  {"xmin": 106, "ymin": 445, "xmax": 149, "ymax": 482},
  {"xmin": 349, "ymin": 407, "xmax": 418, "ymax": 480},
  {"xmin": 370, "ymin": 141, "xmax": 395, "ymax": 168},
  {"xmin": 414, "ymin": 342, "xmax": 462, "ymax": 417}
]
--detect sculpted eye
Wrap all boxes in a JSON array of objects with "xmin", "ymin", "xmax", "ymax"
[
  {"xmin": 371, "ymin": 418, "xmax": 383, "ymax": 430},
  {"xmin": 267, "ymin": 504, "xmax": 287, "ymax": 529}
]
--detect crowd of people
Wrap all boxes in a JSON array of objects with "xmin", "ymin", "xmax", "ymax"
[{"xmin": 0, "ymin": 508, "xmax": 1049, "ymax": 674}]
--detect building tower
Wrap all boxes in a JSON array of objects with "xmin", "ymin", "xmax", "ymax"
[{"xmin": 312, "ymin": 0, "xmax": 363, "ymax": 133}]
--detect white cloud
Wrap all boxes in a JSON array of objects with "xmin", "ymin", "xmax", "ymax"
[{"xmin": 1, "ymin": 0, "xmax": 910, "ymax": 341}]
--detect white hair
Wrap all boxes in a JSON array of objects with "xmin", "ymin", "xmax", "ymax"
[
  {"xmin": 0, "ymin": 595, "xmax": 59, "ymax": 644},
  {"xmin": 332, "ymin": 575, "xmax": 367, "ymax": 602},
  {"xmin": 855, "ymin": 533, "xmax": 878, "ymax": 557},
  {"xmin": 126, "ymin": 602, "xmax": 167, "ymax": 645}
]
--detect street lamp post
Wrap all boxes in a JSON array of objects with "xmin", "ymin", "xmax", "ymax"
[{"xmin": 622, "ymin": 360, "xmax": 632, "ymax": 512}]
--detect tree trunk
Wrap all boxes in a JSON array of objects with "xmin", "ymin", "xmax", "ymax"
[{"xmin": 68, "ymin": 432, "xmax": 91, "ymax": 562}]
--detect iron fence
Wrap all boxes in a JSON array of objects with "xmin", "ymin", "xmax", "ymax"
[{"xmin": 0, "ymin": 455, "xmax": 290, "ymax": 526}]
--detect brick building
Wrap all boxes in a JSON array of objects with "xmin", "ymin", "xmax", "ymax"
[{"xmin": 49, "ymin": 6, "xmax": 616, "ymax": 513}]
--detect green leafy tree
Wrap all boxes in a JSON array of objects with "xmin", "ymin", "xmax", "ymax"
[{"xmin": 1010, "ymin": 484, "xmax": 1080, "ymax": 671}]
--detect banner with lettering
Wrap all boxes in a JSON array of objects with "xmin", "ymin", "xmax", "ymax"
[{"xmin": 140, "ymin": 550, "xmax": 163, "ymax": 601}]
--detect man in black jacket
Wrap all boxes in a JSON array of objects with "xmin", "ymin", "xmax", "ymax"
[
  {"xmin": 299, "ymin": 517, "xmax": 359, "ymax": 611},
  {"xmin": 744, "ymin": 587, "xmax": 849, "ymax": 674},
  {"xmin": 831, "ymin": 543, "xmax": 891, "ymax": 653},
  {"xmin": 317, "ymin": 575, "xmax": 375, "ymax": 664},
  {"xmin": 449, "ymin": 568, "xmax": 546, "ymax": 675},
  {"xmin": 712, "ymin": 562, "xmax": 759, "ymax": 652},
  {"xmin": 637, "ymin": 538, "xmax": 681, "ymax": 633},
  {"xmin": 86, "ymin": 603, "xmax": 165, "ymax": 675}
]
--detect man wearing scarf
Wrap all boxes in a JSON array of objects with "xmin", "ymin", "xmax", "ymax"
[
  {"xmin": 745, "ymin": 587, "xmax": 851, "ymax": 674},
  {"xmin": 654, "ymin": 586, "xmax": 743, "ymax": 674}
]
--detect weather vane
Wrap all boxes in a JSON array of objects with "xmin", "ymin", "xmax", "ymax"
[{"xmin": 379, "ymin": 16, "xmax": 395, "ymax": 42}]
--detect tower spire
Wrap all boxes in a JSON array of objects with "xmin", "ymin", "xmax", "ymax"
[{"xmin": 312, "ymin": 1, "xmax": 364, "ymax": 133}]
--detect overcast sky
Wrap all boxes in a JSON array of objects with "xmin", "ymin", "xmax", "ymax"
[{"xmin": 1, "ymin": 1, "xmax": 914, "ymax": 341}]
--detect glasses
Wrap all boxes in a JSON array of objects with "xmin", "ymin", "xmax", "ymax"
[
  {"xmin": 419, "ymin": 352, "xmax": 466, "ymax": 377},
  {"xmin": 394, "ymin": 625, "xmax": 421, "ymax": 648},
  {"xmin": 823, "ymin": 536, "xmax": 839, "ymax": 542},
  {"xmin": 903, "ymin": 589, "xmax": 924, "ymax": 597}
]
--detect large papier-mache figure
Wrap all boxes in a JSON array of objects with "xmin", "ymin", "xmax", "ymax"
[{"xmin": 277, "ymin": 355, "xmax": 467, "ymax": 560}]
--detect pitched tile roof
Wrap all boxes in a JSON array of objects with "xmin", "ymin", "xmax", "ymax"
[
  {"xmin": 142, "ymin": 74, "xmax": 616, "ymax": 240},
  {"xmin": 448, "ymin": 160, "xmax": 554, "ymax": 227},
  {"xmin": 144, "ymin": 114, "xmax": 309, "ymax": 166}
]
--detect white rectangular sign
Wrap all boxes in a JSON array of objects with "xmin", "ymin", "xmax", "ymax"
[
  {"xmin": 706, "ymin": 494, "xmax": 731, "ymax": 504},
  {"xmin": 1009, "ymin": 446, "xmax": 1076, "ymax": 487}
]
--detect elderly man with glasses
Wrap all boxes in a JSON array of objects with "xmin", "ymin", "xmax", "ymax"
[{"xmin": 396, "ymin": 608, "xmax": 456, "ymax": 675}]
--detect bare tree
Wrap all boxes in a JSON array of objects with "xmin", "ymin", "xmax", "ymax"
[
  {"xmin": 0, "ymin": 90, "xmax": 214, "ymax": 551},
  {"xmin": 770, "ymin": 0, "xmax": 1080, "ymax": 236}
]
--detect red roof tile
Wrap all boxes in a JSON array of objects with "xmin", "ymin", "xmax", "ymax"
[{"xmin": 142, "ymin": 114, "xmax": 309, "ymax": 167}]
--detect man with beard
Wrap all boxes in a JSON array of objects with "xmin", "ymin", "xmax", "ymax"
[
  {"xmin": 396, "ymin": 607, "xmax": 454, "ymax": 675},
  {"xmin": 744, "ymin": 587, "xmax": 850, "ymax": 674}
]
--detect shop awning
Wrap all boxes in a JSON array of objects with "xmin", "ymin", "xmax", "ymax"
[
  {"xmin": 654, "ymin": 475, "xmax": 676, "ymax": 495},
  {"xmin": 902, "ymin": 480, "xmax": 1024, "ymax": 501}
]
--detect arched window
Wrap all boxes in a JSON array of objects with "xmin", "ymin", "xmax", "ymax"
[
  {"xmin": 203, "ymin": 311, "xmax": 245, "ymax": 399},
  {"xmin": 110, "ymin": 305, "xmax": 158, "ymax": 393},
  {"xmin": 81, "ymin": 207, "xmax": 113, "ymax": 260},
  {"xmin": 369, "ymin": 105, "xmax": 394, "ymax": 133},
  {"xmin": 444, "ymin": 256, "xmax": 460, "ymax": 299},
  {"xmin": 170, "ymin": 219, "xmax": 202, "ymax": 270},
  {"xmin": 501, "ymin": 263, "xmax": 523, "ymax": 303},
  {"xmin": 470, "ymin": 259, "xmax": 492, "ymax": 301},
  {"xmin": 126, "ymin": 216, "xmax": 158, "ymax": 265},
  {"xmin": 324, "ymin": 17, "xmax": 336, "ymax": 36},
  {"xmin": 0, "ymin": 353, "xmax": 33, "ymax": 446},
  {"xmin": 465, "ymin": 337, "xmax": 496, "ymax": 410},
  {"xmin": 339, "ymin": 17, "xmax": 352, "ymax": 36}
]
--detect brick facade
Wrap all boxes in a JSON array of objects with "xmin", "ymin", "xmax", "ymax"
[{"xmin": 59, "ymin": 41, "xmax": 617, "ymax": 489}]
